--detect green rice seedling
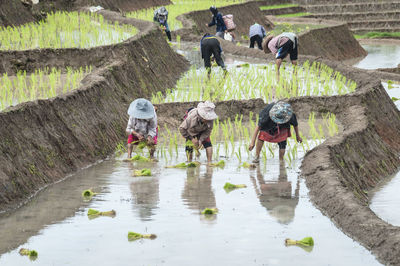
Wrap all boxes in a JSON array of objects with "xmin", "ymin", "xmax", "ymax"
[
  {"xmin": 127, "ymin": 231, "xmax": 157, "ymax": 241},
  {"xmin": 19, "ymin": 248, "xmax": 38, "ymax": 260},
  {"xmin": 223, "ymin": 182, "xmax": 247, "ymax": 192},
  {"xmin": 285, "ymin": 237, "xmax": 314, "ymax": 247},
  {"xmin": 133, "ymin": 168, "xmax": 152, "ymax": 176},
  {"xmin": 165, "ymin": 161, "xmax": 200, "ymax": 168},
  {"xmin": 87, "ymin": 208, "xmax": 116, "ymax": 218},
  {"xmin": 240, "ymin": 162, "xmax": 256, "ymax": 169},
  {"xmin": 82, "ymin": 189, "xmax": 98, "ymax": 198},
  {"xmin": 128, "ymin": 154, "xmax": 150, "ymax": 162},
  {"xmin": 0, "ymin": 12, "xmax": 137, "ymax": 50},
  {"xmin": 210, "ymin": 160, "xmax": 225, "ymax": 167},
  {"xmin": 201, "ymin": 208, "xmax": 218, "ymax": 215}
]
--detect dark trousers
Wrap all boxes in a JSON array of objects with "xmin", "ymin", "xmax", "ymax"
[
  {"xmin": 250, "ymin": 35, "xmax": 263, "ymax": 50},
  {"xmin": 165, "ymin": 30, "xmax": 171, "ymax": 41},
  {"xmin": 201, "ymin": 38, "xmax": 225, "ymax": 69}
]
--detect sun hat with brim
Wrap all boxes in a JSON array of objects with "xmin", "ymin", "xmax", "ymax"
[
  {"xmin": 269, "ymin": 101, "xmax": 293, "ymax": 124},
  {"xmin": 127, "ymin": 98, "xmax": 155, "ymax": 119},
  {"xmin": 262, "ymin": 35, "xmax": 274, "ymax": 54},
  {"xmin": 197, "ymin": 101, "xmax": 218, "ymax": 120}
]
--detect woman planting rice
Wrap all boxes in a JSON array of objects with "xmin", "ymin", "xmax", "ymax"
[
  {"xmin": 249, "ymin": 101, "xmax": 302, "ymax": 163},
  {"xmin": 126, "ymin": 98, "xmax": 158, "ymax": 159}
]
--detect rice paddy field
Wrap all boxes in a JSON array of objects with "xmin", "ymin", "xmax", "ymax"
[
  {"xmin": 0, "ymin": 11, "xmax": 137, "ymax": 50},
  {"xmin": 0, "ymin": 1, "xmax": 399, "ymax": 265}
]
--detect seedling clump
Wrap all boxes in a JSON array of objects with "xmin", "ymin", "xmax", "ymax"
[
  {"xmin": 285, "ymin": 237, "xmax": 314, "ymax": 246},
  {"xmin": 127, "ymin": 231, "xmax": 157, "ymax": 241},
  {"xmin": 133, "ymin": 168, "xmax": 152, "ymax": 176},
  {"xmin": 130, "ymin": 155, "xmax": 151, "ymax": 162},
  {"xmin": 210, "ymin": 160, "xmax": 225, "ymax": 167},
  {"xmin": 165, "ymin": 162, "xmax": 200, "ymax": 168},
  {"xmin": 87, "ymin": 208, "xmax": 116, "ymax": 218},
  {"xmin": 19, "ymin": 248, "xmax": 38, "ymax": 260},
  {"xmin": 201, "ymin": 208, "xmax": 218, "ymax": 215},
  {"xmin": 82, "ymin": 189, "xmax": 97, "ymax": 199},
  {"xmin": 223, "ymin": 182, "xmax": 247, "ymax": 192}
]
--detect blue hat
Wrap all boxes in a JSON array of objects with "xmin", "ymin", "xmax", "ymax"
[
  {"xmin": 269, "ymin": 101, "xmax": 293, "ymax": 124},
  {"xmin": 127, "ymin": 98, "xmax": 155, "ymax": 119}
]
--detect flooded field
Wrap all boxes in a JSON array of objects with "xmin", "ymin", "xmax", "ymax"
[
  {"xmin": 354, "ymin": 44, "xmax": 400, "ymax": 70},
  {"xmin": 0, "ymin": 139, "xmax": 380, "ymax": 265},
  {"xmin": 370, "ymin": 170, "xmax": 400, "ymax": 227}
]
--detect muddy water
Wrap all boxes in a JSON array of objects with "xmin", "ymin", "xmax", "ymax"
[
  {"xmin": 382, "ymin": 82, "xmax": 400, "ymax": 110},
  {"xmin": 370, "ymin": 170, "xmax": 400, "ymax": 226},
  {"xmin": 353, "ymin": 44, "xmax": 400, "ymax": 69},
  {"xmin": 0, "ymin": 141, "xmax": 380, "ymax": 265}
]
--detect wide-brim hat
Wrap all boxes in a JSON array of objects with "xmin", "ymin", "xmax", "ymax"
[
  {"xmin": 127, "ymin": 98, "xmax": 155, "ymax": 119},
  {"xmin": 197, "ymin": 101, "xmax": 218, "ymax": 120},
  {"xmin": 269, "ymin": 101, "xmax": 293, "ymax": 124},
  {"xmin": 262, "ymin": 35, "xmax": 274, "ymax": 54}
]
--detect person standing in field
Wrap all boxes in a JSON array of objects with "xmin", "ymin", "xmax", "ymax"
[
  {"xmin": 206, "ymin": 6, "xmax": 227, "ymax": 39},
  {"xmin": 126, "ymin": 98, "xmax": 158, "ymax": 159},
  {"xmin": 153, "ymin": 6, "xmax": 172, "ymax": 41},
  {"xmin": 249, "ymin": 101, "xmax": 302, "ymax": 163},
  {"xmin": 200, "ymin": 33, "xmax": 227, "ymax": 78},
  {"xmin": 263, "ymin": 32, "xmax": 298, "ymax": 80},
  {"xmin": 249, "ymin": 22, "xmax": 266, "ymax": 50},
  {"xmin": 179, "ymin": 101, "xmax": 218, "ymax": 163}
]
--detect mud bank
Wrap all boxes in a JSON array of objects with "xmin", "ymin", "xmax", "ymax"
[
  {"xmin": 0, "ymin": 10, "xmax": 164, "ymax": 75},
  {"xmin": 0, "ymin": 0, "xmax": 171, "ymax": 26},
  {"xmin": 0, "ymin": 13, "xmax": 189, "ymax": 212},
  {"xmin": 175, "ymin": 1, "xmax": 365, "ymax": 61}
]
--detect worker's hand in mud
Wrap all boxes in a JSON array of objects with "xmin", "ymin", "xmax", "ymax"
[
  {"xmin": 205, "ymin": 24, "xmax": 208, "ymax": 27},
  {"xmin": 147, "ymin": 136, "xmax": 154, "ymax": 145},
  {"xmin": 248, "ymin": 142, "xmax": 255, "ymax": 151},
  {"xmin": 296, "ymin": 135, "xmax": 303, "ymax": 143}
]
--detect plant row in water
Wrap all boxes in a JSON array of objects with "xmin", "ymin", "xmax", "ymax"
[
  {"xmin": 117, "ymin": 112, "xmax": 339, "ymax": 166},
  {"xmin": 152, "ymin": 61, "xmax": 357, "ymax": 104},
  {"xmin": 0, "ymin": 66, "xmax": 92, "ymax": 111},
  {"xmin": 0, "ymin": 11, "xmax": 137, "ymax": 50}
]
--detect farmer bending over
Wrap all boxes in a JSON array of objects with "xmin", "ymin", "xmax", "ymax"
[
  {"xmin": 200, "ymin": 33, "xmax": 227, "ymax": 78},
  {"xmin": 249, "ymin": 101, "xmax": 302, "ymax": 163},
  {"xmin": 126, "ymin": 98, "xmax": 158, "ymax": 159},
  {"xmin": 179, "ymin": 101, "xmax": 218, "ymax": 163},
  {"xmin": 153, "ymin": 6, "xmax": 171, "ymax": 41},
  {"xmin": 249, "ymin": 22, "xmax": 266, "ymax": 50},
  {"xmin": 206, "ymin": 6, "xmax": 227, "ymax": 39},
  {"xmin": 263, "ymin": 32, "xmax": 298, "ymax": 81}
]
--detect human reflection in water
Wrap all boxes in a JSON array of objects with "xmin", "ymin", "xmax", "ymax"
[
  {"xmin": 250, "ymin": 162, "xmax": 299, "ymax": 224},
  {"xmin": 130, "ymin": 168, "xmax": 159, "ymax": 221},
  {"xmin": 181, "ymin": 165, "xmax": 216, "ymax": 220}
]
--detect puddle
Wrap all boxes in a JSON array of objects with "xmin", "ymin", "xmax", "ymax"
[
  {"xmin": 353, "ymin": 44, "xmax": 400, "ymax": 69},
  {"xmin": 0, "ymin": 139, "xmax": 380, "ymax": 265},
  {"xmin": 370, "ymin": 170, "xmax": 400, "ymax": 226},
  {"xmin": 381, "ymin": 82, "xmax": 400, "ymax": 110}
]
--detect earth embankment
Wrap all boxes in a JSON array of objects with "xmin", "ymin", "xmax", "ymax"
[
  {"xmin": 175, "ymin": 1, "xmax": 366, "ymax": 61},
  {"xmin": 0, "ymin": 11, "xmax": 189, "ymax": 213}
]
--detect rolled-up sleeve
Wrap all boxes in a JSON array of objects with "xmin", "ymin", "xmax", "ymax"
[{"xmin": 126, "ymin": 117, "xmax": 135, "ymax": 135}]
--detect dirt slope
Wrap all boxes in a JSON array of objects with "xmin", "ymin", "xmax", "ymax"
[{"xmin": 0, "ymin": 11, "xmax": 189, "ymax": 213}]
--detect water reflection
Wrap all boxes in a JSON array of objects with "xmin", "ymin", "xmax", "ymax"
[
  {"xmin": 129, "ymin": 164, "xmax": 159, "ymax": 221},
  {"xmin": 181, "ymin": 166, "xmax": 216, "ymax": 219},
  {"xmin": 251, "ymin": 162, "xmax": 299, "ymax": 224}
]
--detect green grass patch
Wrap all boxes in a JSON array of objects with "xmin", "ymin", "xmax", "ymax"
[
  {"xmin": 277, "ymin": 12, "xmax": 311, "ymax": 18},
  {"xmin": 260, "ymin": 4, "xmax": 299, "ymax": 10},
  {"xmin": 354, "ymin": 31, "xmax": 400, "ymax": 39}
]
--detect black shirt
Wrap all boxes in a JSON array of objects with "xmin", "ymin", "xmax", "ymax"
[{"xmin": 258, "ymin": 103, "xmax": 298, "ymax": 134}]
